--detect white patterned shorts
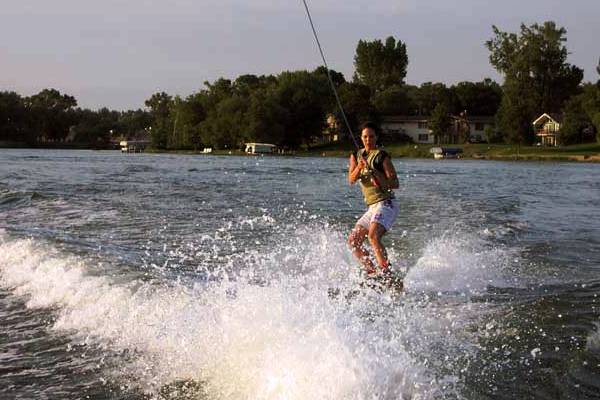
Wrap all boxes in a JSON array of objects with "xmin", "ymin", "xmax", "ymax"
[{"xmin": 356, "ymin": 198, "xmax": 399, "ymax": 232}]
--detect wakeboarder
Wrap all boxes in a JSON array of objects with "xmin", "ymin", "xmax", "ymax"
[{"xmin": 348, "ymin": 122, "xmax": 401, "ymax": 288}]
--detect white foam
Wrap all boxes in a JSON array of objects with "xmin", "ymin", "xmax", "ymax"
[
  {"xmin": 0, "ymin": 225, "xmax": 501, "ymax": 399},
  {"xmin": 405, "ymin": 231, "xmax": 512, "ymax": 293},
  {"xmin": 587, "ymin": 322, "xmax": 600, "ymax": 352}
]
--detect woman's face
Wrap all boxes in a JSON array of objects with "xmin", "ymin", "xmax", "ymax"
[{"xmin": 361, "ymin": 128, "xmax": 377, "ymax": 149}]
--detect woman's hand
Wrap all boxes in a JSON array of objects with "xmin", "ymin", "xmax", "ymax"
[
  {"xmin": 370, "ymin": 169, "xmax": 386, "ymax": 189},
  {"xmin": 348, "ymin": 154, "xmax": 366, "ymax": 184},
  {"xmin": 357, "ymin": 158, "xmax": 367, "ymax": 171}
]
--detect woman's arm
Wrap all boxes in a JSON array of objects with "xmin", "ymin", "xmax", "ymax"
[
  {"xmin": 370, "ymin": 156, "xmax": 399, "ymax": 190},
  {"xmin": 382, "ymin": 156, "xmax": 399, "ymax": 189},
  {"xmin": 348, "ymin": 153, "xmax": 366, "ymax": 185}
]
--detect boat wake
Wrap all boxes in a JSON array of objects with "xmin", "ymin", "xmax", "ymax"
[{"xmin": 0, "ymin": 222, "xmax": 516, "ymax": 399}]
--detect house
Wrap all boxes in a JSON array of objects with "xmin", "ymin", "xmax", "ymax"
[
  {"xmin": 320, "ymin": 114, "xmax": 341, "ymax": 144},
  {"xmin": 380, "ymin": 115, "xmax": 434, "ymax": 143},
  {"xmin": 119, "ymin": 139, "xmax": 149, "ymax": 153},
  {"xmin": 245, "ymin": 143, "xmax": 277, "ymax": 154},
  {"xmin": 116, "ymin": 130, "xmax": 151, "ymax": 153},
  {"xmin": 533, "ymin": 113, "xmax": 561, "ymax": 146},
  {"xmin": 467, "ymin": 116, "xmax": 495, "ymax": 143},
  {"xmin": 380, "ymin": 115, "xmax": 495, "ymax": 144}
]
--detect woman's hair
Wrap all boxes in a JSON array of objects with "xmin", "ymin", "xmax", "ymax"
[
  {"xmin": 360, "ymin": 121, "xmax": 378, "ymax": 135},
  {"xmin": 359, "ymin": 121, "xmax": 385, "ymax": 146}
]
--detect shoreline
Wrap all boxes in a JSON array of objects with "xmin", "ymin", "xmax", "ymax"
[
  {"xmin": 302, "ymin": 142, "xmax": 600, "ymax": 163},
  {"xmin": 2, "ymin": 143, "xmax": 600, "ymax": 163}
]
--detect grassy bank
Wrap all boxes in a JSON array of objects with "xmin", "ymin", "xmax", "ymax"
[
  {"xmin": 5, "ymin": 142, "xmax": 599, "ymax": 162},
  {"xmin": 303, "ymin": 141, "xmax": 600, "ymax": 162}
]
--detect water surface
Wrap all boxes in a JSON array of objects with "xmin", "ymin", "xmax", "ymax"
[{"xmin": 1, "ymin": 149, "xmax": 599, "ymax": 399}]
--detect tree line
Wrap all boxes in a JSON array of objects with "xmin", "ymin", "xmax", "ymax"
[
  {"xmin": 0, "ymin": 88, "xmax": 151, "ymax": 147},
  {"xmin": 486, "ymin": 21, "xmax": 599, "ymax": 145},
  {"xmin": 1, "ymin": 21, "xmax": 599, "ymax": 149},
  {"xmin": 142, "ymin": 35, "xmax": 503, "ymax": 150}
]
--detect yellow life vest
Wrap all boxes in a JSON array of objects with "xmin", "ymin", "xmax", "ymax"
[{"xmin": 356, "ymin": 148, "xmax": 394, "ymax": 205}]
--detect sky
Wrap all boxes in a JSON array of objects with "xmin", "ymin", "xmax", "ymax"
[{"xmin": 1, "ymin": 0, "xmax": 599, "ymax": 110}]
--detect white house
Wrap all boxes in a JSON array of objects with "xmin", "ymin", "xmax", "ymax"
[
  {"xmin": 467, "ymin": 116, "xmax": 495, "ymax": 143},
  {"xmin": 317, "ymin": 114, "xmax": 340, "ymax": 144},
  {"xmin": 533, "ymin": 113, "xmax": 561, "ymax": 146},
  {"xmin": 380, "ymin": 115, "xmax": 495, "ymax": 144},
  {"xmin": 380, "ymin": 116, "xmax": 434, "ymax": 143},
  {"xmin": 245, "ymin": 143, "xmax": 277, "ymax": 154}
]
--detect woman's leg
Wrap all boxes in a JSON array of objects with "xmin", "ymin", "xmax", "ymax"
[
  {"xmin": 367, "ymin": 222, "xmax": 389, "ymax": 271},
  {"xmin": 348, "ymin": 225, "xmax": 376, "ymax": 274}
]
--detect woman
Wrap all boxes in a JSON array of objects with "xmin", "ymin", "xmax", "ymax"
[{"xmin": 347, "ymin": 122, "xmax": 400, "ymax": 278}]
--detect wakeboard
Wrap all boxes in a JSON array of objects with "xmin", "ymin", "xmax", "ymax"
[{"xmin": 328, "ymin": 272, "xmax": 404, "ymax": 301}]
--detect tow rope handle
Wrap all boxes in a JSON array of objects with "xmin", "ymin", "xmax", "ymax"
[{"xmin": 354, "ymin": 151, "xmax": 382, "ymax": 189}]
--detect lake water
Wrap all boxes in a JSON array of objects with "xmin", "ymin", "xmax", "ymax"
[{"xmin": 1, "ymin": 149, "xmax": 599, "ymax": 399}]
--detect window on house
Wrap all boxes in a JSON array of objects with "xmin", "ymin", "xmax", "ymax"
[
  {"xmin": 475, "ymin": 123, "xmax": 484, "ymax": 131},
  {"xmin": 418, "ymin": 134, "xmax": 429, "ymax": 142},
  {"xmin": 418, "ymin": 122, "xmax": 428, "ymax": 129}
]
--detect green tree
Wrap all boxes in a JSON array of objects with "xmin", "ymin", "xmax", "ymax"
[
  {"xmin": 337, "ymin": 82, "xmax": 378, "ymax": 139},
  {"xmin": 584, "ymin": 66, "xmax": 600, "ymax": 142},
  {"xmin": 353, "ymin": 36, "xmax": 408, "ymax": 93},
  {"xmin": 199, "ymin": 95, "xmax": 247, "ymax": 149},
  {"xmin": 559, "ymin": 95, "xmax": 595, "ymax": 145},
  {"xmin": 233, "ymin": 74, "xmax": 272, "ymax": 98},
  {"xmin": 193, "ymin": 79, "xmax": 237, "ymax": 148},
  {"xmin": 495, "ymin": 89, "xmax": 536, "ymax": 145},
  {"xmin": 70, "ymin": 107, "xmax": 120, "ymax": 146},
  {"xmin": 486, "ymin": 21, "xmax": 583, "ymax": 144},
  {"xmin": 118, "ymin": 109, "xmax": 153, "ymax": 138},
  {"xmin": 451, "ymin": 79, "xmax": 502, "ymax": 116},
  {"xmin": 245, "ymin": 87, "xmax": 288, "ymax": 145},
  {"xmin": 28, "ymin": 88, "xmax": 77, "ymax": 142},
  {"xmin": 173, "ymin": 94, "xmax": 206, "ymax": 149},
  {"xmin": 203, "ymin": 78, "xmax": 233, "ymax": 107},
  {"xmin": 196, "ymin": 75, "xmax": 282, "ymax": 149},
  {"xmin": 145, "ymin": 92, "xmax": 172, "ymax": 149},
  {"xmin": 371, "ymin": 85, "xmax": 416, "ymax": 115},
  {"xmin": 415, "ymin": 82, "xmax": 456, "ymax": 116},
  {"xmin": 0, "ymin": 91, "xmax": 30, "ymax": 143},
  {"xmin": 594, "ymin": 114, "xmax": 600, "ymax": 143},
  {"xmin": 313, "ymin": 66, "xmax": 346, "ymax": 87},
  {"xmin": 559, "ymin": 83, "xmax": 600, "ymax": 144},
  {"xmin": 484, "ymin": 125, "xmax": 503, "ymax": 143},
  {"xmin": 274, "ymin": 70, "xmax": 332, "ymax": 147},
  {"xmin": 429, "ymin": 103, "xmax": 451, "ymax": 144}
]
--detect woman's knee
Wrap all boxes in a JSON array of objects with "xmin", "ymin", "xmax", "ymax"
[
  {"xmin": 349, "ymin": 229, "xmax": 365, "ymax": 248},
  {"xmin": 348, "ymin": 233, "xmax": 356, "ymax": 247}
]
